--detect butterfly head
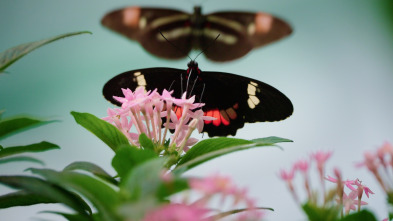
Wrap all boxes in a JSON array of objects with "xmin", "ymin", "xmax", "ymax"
[{"xmin": 187, "ymin": 60, "xmax": 201, "ymax": 74}]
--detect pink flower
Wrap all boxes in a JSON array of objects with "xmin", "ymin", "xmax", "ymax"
[
  {"xmin": 326, "ymin": 176, "xmax": 357, "ymax": 191},
  {"xmin": 354, "ymin": 179, "xmax": 374, "ymax": 198},
  {"xmin": 311, "ymin": 150, "xmax": 332, "ymax": 169},
  {"xmin": 339, "ymin": 190, "xmax": 368, "ymax": 214},
  {"xmin": 103, "ymin": 88, "xmax": 206, "ymax": 153},
  {"xmin": 293, "ymin": 159, "xmax": 309, "ymax": 174},
  {"xmin": 279, "ymin": 168, "xmax": 295, "ymax": 182},
  {"xmin": 143, "ymin": 204, "xmax": 210, "ymax": 221}
]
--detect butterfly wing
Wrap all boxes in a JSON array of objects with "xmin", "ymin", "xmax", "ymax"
[
  {"xmin": 101, "ymin": 7, "xmax": 192, "ymax": 59},
  {"xmin": 103, "ymin": 68, "xmax": 293, "ymax": 137},
  {"xmin": 201, "ymin": 11, "xmax": 292, "ymax": 61},
  {"xmin": 199, "ymin": 71, "xmax": 293, "ymax": 136}
]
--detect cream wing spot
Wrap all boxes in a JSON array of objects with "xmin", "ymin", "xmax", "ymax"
[
  {"xmin": 157, "ymin": 27, "xmax": 192, "ymax": 41},
  {"xmin": 133, "ymin": 71, "xmax": 147, "ymax": 91}
]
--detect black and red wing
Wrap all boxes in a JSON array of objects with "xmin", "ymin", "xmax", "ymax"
[
  {"xmin": 103, "ymin": 68, "xmax": 293, "ymax": 137},
  {"xmin": 199, "ymin": 71, "xmax": 293, "ymax": 136},
  {"xmin": 101, "ymin": 7, "xmax": 192, "ymax": 59},
  {"xmin": 201, "ymin": 11, "xmax": 292, "ymax": 61}
]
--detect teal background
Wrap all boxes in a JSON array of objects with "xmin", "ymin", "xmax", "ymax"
[{"xmin": 1, "ymin": 0, "xmax": 393, "ymax": 220}]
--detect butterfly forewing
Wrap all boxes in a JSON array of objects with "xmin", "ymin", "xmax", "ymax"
[
  {"xmin": 103, "ymin": 68, "xmax": 293, "ymax": 137},
  {"xmin": 102, "ymin": 7, "xmax": 192, "ymax": 59}
]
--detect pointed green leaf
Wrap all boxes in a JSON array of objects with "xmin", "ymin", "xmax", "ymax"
[
  {"xmin": 63, "ymin": 161, "xmax": 117, "ymax": 185},
  {"xmin": 29, "ymin": 168, "xmax": 120, "ymax": 221},
  {"xmin": 112, "ymin": 145, "xmax": 157, "ymax": 180},
  {"xmin": 44, "ymin": 211, "xmax": 95, "ymax": 221},
  {"xmin": 0, "ymin": 31, "xmax": 91, "ymax": 72},
  {"xmin": 121, "ymin": 158, "xmax": 166, "ymax": 201},
  {"xmin": 0, "ymin": 116, "xmax": 56, "ymax": 140},
  {"xmin": 0, "ymin": 141, "xmax": 59, "ymax": 158},
  {"xmin": 139, "ymin": 133, "xmax": 154, "ymax": 150},
  {"xmin": 340, "ymin": 210, "xmax": 377, "ymax": 221},
  {"xmin": 302, "ymin": 202, "xmax": 340, "ymax": 221},
  {"xmin": 71, "ymin": 111, "xmax": 130, "ymax": 152},
  {"xmin": 175, "ymin": 137, "xmax": 292, "ymax": 172},
  {"xmin": 0, "ymin": 176, "xmax": 91, "ymax": 216},
  {"xmin": 0, "ymin": 190, "xmax": 55, "ymax": 208},
  {"xmin": 0, "ymin": 156, "xmax": 44, "ymax": 165}
]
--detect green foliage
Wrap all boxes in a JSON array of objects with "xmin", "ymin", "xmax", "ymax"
[
  {"xmin": 0, "ymin": 141, "xmax": 59, "ymax": 158},
  {"xmin": 302, "ymin": 202, "xmax": 341, "ymax": 221},
  {"xmin": 139, "ymin": 133, "xmax": 155, "ymax": 151},
  {"xmin": 112, "ymin": 145, "xmax": 157, "ymax": 180},
  {"xmin": 0, "ymin": 190, "xmax": 55, "ymax": 208},
  {"xmin": 63, "ymin": 161, "xmax": 118, "ymax": 185},
  {"xmin": 0, "ymin": 31, "xmax": 91, "ymax": 73},
  {"xmin": 29, "ymin": 168, "xmax": 120, "ymax": 221},
  {"xmin": 0, "ymin": 116, "xmax": 56, "ymax": 140},
  {"xmin": 339, "ymin": 210, "xmax": 377, "ymax": 221},
  {"xmin": 0, "ymin": 175, "xmax": 92, "ymax": 217},
  {"xmin": 0, "ymin": 156, "xmax": 44, "ymax": 165},
  {"xmin": 175, "ymin": 136, "xmax": 292, "ymax": 172},
  {"xmin": 71, "ymin": 111, "xmax": 131, "ymax": 152}
]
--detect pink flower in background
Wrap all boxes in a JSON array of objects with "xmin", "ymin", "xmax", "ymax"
[{"xmin": 143, "ymin": 204, "xmax": 210, "ymax": 221}]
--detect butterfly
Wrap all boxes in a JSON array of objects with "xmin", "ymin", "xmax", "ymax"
[
  {"xmin": 101, "ymin": 6, "xmax": 292, "ymax": 62},
  {"xmin": 103, "ymin": 61, "xmax": 293, "ymax": 137}
]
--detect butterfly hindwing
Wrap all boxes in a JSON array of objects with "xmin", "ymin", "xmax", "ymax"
[{"xmin": 101, "ymin": 6, "xmax": 292, "ymax": 62}]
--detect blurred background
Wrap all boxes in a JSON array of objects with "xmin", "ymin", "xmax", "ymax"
[{"xmin": 1, "ymin": 0, "xmax": 393, "ymax": 220}]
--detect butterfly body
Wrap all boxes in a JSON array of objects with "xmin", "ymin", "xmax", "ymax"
[
  {"xmin": 103, "ymin": 62, "xmax": 293, "ymax": 136},
  {"xmin": 101, "ymin": 6, "xmax": 292, "ymax": 61}
]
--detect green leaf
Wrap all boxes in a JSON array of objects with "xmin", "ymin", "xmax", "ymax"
[
  {"xmin": 112, "ymin": 145, "xmax": 157, "ymax": 180},
  {"xmin": 0, "ymin": 116, "xmax": 56, "ymax": 140},
  {"xmin": 139, "ymin": 133, "xmax": 154, "ymax": 150},
  {"xmin": 44, "ymin": 211, "xmax": 95, "ymax": 221},
  {"xmin": 0, "ymin": 175, "xmax": 92, "ymax": 216},
  {"xmin": 156, "ymin": 177, "xmax": 189, "ymax": 200},
  {"xmin": 0, "ymin": 141, "xmax": 59, "ymax": 158},
  {"xmin": 0, "ymin": 190, "xmax": 55, "ymax": 208},
  {"xmin": 339, "ymin": 210, "xmax": 377, "ymax": 221},
  {"xmin": 175, "ymin": 137, "xmax": 292, "ymax": 172},
  {"xmin": 302, "ymin": 202, "xmax": 340, "ymax": 221},
  {"xmin": 63, "ymin": 161, "xmax": 118, "ymax": 185},
  {"xmin": 71, "ymin": 111, "xmax": 130, "ymax": 152},
  {"xmin": 0, "ymin": 31, "xmax": 91, "ymax": 72},
  {"xmin": 121, "ymin": 158, "xmax": 166, "ymax": 201},
  {"xmin": 0, "ymin": 156, "xmax": 44, "ymax": 165},
  {"xmin": 29, "ymin": 168, "xmax": 120, "ymax": 221}
]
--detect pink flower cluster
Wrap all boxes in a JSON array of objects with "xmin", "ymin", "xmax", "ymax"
[
  {"xmin": 279, "ymin": 150, "xmax": 373, "ymax": 215},
  {"xmin": 359, "ymin": 142, "xmax": 393, "ymax": 194},
  {"xmin": 103, "ymin": 87, "xmax": 214, "ymax": 152},
  {"xmin": 144, "ymin": 174, "xmax": 263, "ymax": 221}
]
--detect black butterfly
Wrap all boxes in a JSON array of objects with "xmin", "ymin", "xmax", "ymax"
[
  {"xmin": 103, "ymin": 61, "xmax": 293, "ymax": 137},
  {"xmin": 101, "ymin": 6, "xmax": 292, "ymax": 62}
]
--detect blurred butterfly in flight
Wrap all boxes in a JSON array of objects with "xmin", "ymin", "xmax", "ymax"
[
  {"xmin": 101, "ymin": 6, "xmax": 292, "ymax": 62},
  {"xmin": 103, "ymin": 60, "xmax": 293, "ymax": 137}
]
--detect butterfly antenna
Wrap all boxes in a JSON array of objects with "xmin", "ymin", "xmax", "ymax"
[
  {"xmin": 194, "ymin": 34, "xmax": 220, "ymax": 61},
  {"xmin": 189, "ymin": 74, "xmax": 198, "ymax": 96},
  {"xmin": 185, "ymin": 69, "xmax": 193, "ymax": 97},
  {"xmin": 159, "ymin": 31, "xmax": 193, "ymax": 61},
  {"xmin": 180, "ymin": 74, "xmax": 184, "ymax": 95},
  {"xmin": 168, "ymin": 80, "xmax": 175, "ymax": 91}
]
